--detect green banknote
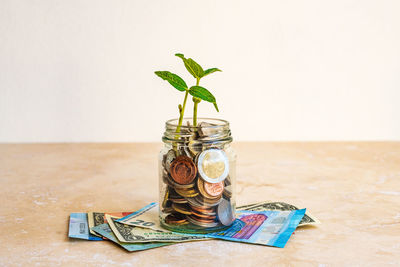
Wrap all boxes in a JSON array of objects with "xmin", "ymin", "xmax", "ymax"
[
  {"xmin": 91, "ymin": 223, "xmax": 173, "ymax": 252},
  {"xmin": 237, "ymin": 201, "xmax": 320, "ymax": 226},
  {"xmin": 106, "ymin": 214, "xmax": 208, "ymax": 243}
]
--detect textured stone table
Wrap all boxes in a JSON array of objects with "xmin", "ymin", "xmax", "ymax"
[{"xmin": 0, "ymin": 142, "xmax": 399, "ymax": 266}]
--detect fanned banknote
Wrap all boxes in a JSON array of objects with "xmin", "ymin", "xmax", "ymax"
[
  {"xmin": 68, "ymin": 213, "xmax": 103, "ymax": 241},
  {"xmin": 106, "ymin": 214, "xmax": 208, "ymax": 243},
  {"xmin": 116, "ymin": 203, "xmax": 170, "ymax": 232},
  {"xmin": 237, "ymin": 201, "xmax": 320, "ymax": 226},
  {"xmin": 91, "ymin": 223, "xmax": 173, "ymax": 252},
  {"xmin": 202, "ymin": 209, "xmax": 306, "ymax": 248},
  {"xmin": 88, "ymin": 211, "xmax": 133, "ymax": 237},
  {"xmin": 116, "ymin": 202, "xmax": 305, "ymax": 248}
]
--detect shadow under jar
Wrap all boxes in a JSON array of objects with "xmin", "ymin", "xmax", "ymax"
[{"xmin": 159, "ymin": 118, "xmax": 237, "ymax": 234}]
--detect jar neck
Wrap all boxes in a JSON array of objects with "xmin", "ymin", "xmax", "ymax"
[{"xmin": 162, "ymin": 118, "xmax": 232, "ymax": 145}]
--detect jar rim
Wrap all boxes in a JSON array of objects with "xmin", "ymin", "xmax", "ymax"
[{"xmin": 165, "ymin": 117, "xmax": 230, "ymax": 129}]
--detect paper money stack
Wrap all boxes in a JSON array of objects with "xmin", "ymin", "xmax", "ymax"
[{"xmin": 68, "ymin": 201, "xmax": 319, "ymax": 252}]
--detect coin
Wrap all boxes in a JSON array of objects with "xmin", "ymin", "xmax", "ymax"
[
  {"xmin": 162, "ymin": 207, "xmax": 174, "ymax": 213},
  {"xmin": 191, "ymin": 210, "xmax": 216, "ymax": 219},
  {"xmin": 164, "ymin": 149, "xmax": 177, "ymax": 173},
  {"xmin": 175, "ymin": 188, "xmax": 199, "ymax": 198},
  {"xmin": 162, "ymin": 187, "xmax": 170, "ymax": 208},
  {"xmin": 187, "ymin": 215, "xmax": 219, "ymax": 228},
  {"xmin": 186, "ymin": 196, "xmax": 204, "ymax": 208},
  {"xmin": 224, "ymin": 176, "xmax": 231, "ymax": 186},
  {"xmin": 170, "ymin": 155, "xmax": 197, "ymax": 185},
  {"xmin": 197, "ymin": 121, "xmax": 219, "ymax": 138},
  {"xmin": 170, "ymin": 198, "xmax": 188, "ymax": 204},
  {"xmin": 197, "ymin": 149, "xmax": 229, "ymax": 184},
  {"xmin": 204, "ymin": 181, "xmax": 224, "ymax": 197},
  {"xmin": 217, "ymin": 199, "xmax": 235, "ymax": 226},
  {"xmin": 222, "ymin": 185, "xmax": 232, "ymax": 199},
  {"xmin": 194, "ymin": 195, "xmax": 222, "ymax": 207},
  {"xmin": 172, "ymin": 203, "xmax": 192, "ymax": 215},
  {"xmin": 197, "ymin": 178, "xmax": 215, "ymax": 198},
  {"xmin": 190, "ymin": 205, "xmax": 216, "ymax": 215},
  {"xmin": 165, "ymin": 213, "xmax": 188, "ymax": 225},
  {"xmin": 164, "ymin": 171, "xmax": 196, "ymax": 190}
]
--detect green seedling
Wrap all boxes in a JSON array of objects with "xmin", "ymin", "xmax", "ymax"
[{"xmin": 155, "ymin": 53, "xmax": 221, "ymax": 133}]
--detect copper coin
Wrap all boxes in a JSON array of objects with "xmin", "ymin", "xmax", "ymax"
[
  {"xmin": 197, "ymin": 177, "xmax": 220, "ymax": 200},
  {"xmin": 189, "ymin": 214, "xmax": 215, "ymax": 223},
  {"xmin": 165, "ymin": 213, "xmax": 187, "ymax": 225},
  {"xmin": 191, "ymin": 210, "xmax": 216, "ymax": 219},
  {"xmin": 204, "ymin": 181, "xmax": 224, "ymax": 197},
  {"xmin": 190, "ymin": 205, "xmax": 216, "ymax": 214},
  {"xmin": 170, "ymin": 155, "xmax": 197, "ymax": 185}
]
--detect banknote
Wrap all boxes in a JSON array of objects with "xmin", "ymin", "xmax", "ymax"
[
  {"xmin": 68, "ymin": 213, "xmax": 103, "ymax": 241},
  {"xmin": 237, "ymin": 201, "xmax": 320, "ymax": 226},
  {"xmin": 202, "ymin": 209, "xmax": 306, "ymax": 248},
  {"xmin": 116, "ymin": 202, "xmax": 305, "ymax": 248},
  {"xmin": 91, "ymin": 223, "xmax": 173, "ymax": 252},
  {"xmin": 88, "ymin": 211, "xmax": 133, "ymax": 237},
  {"xmin": 107, "ymin": 214, "xmax": 208, "ymax": 243},
  {"xmin": 116, "ymin": 202, "xmax": 168, "ymax": 232}
]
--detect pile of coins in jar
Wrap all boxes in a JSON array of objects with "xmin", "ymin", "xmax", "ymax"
[{"xmin": 160, "ymin": 123, "xmax": 235, "ymax": 231}]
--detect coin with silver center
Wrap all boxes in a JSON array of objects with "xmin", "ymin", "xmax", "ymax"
[{"xmin": 197, "ymin": 149, "xmax": 229, "ymax": 184}]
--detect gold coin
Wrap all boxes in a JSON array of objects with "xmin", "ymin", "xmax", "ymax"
[
  {"xmin": 175, "ymin": 188, "xmax": 199, "ymax": 198},
  {"xmin": 172, "ymin": 203, "xmax": 192, "ymax": 215}
]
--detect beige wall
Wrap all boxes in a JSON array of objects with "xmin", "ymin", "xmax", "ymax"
[{"xmin": 1, "ymin": 0, "xmax": 399, "ymax": 142}]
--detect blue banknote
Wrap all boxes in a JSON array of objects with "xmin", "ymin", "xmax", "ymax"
[
  {"xmin": 203, "ymin": 209, "xmax": 306, "ymax": 248},
  {"xmin": 68, "ymin": 213, "xmax": 103, "ymax": 241}
]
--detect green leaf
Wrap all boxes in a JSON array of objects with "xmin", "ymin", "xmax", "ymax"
[
  {"xmin": 175, "ymin": 53, "xmax": 204, "ymax": 79},
  {"xmin": 186, "ymin": 58, "xmax": 204, "ymax": 78},
  {"xmin": 203, "ymin": 68, "xmax": 222, "ymax": 77},
  {"xmin": 189, "ymin": 86, "xmax": 216, "ymax": 102},
  {"xmin": 154, "ymin": 71, "xmax": 187, "ymax": 92},
  {"xmin": 213, "ymin": 102, "xmax": 219, "ymax": 112}
]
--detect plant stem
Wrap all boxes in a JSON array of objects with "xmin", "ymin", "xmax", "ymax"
[
  {"xmin": 193, "ymin": 101, "xmax": 198, "ymax": 126},
  {"xmin": 176, "ymin": 90, "xmax": 189, "ymax": 133},
  {"xmin": 193, "ymin": 78, "xmax": 200, "ymax": 127}
]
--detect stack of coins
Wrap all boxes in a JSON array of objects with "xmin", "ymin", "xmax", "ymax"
[{"xmin": 161, "ymin": 124, "xmax": 235, "ymax": 230}]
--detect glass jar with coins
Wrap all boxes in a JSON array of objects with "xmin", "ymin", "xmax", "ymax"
[{"xmin": 159, "ymin": 118, "xmax": 236, "ymax": 233}]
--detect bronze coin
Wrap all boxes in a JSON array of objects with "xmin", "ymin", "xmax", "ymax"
[
  {"xmin": 170, "ymin": 155, "xmax": 197, "ymax": 185},
  {"xmin": 190, "ymin": 205, "xmax": 216, "ymax": 214},
  {"xmin": 189, "ymin": 214, "xmax": 215, "ymax": 223},
  {"xmin": 197, "ymin": 177, "xmax": 220, "ymax": 200},
  {"xmin": 204, "ymin": 181, "xmax": 224, "ymax": 197},
  {"xmin": 191, "ymin": 210, "xmax": 216, "ymax": 219},
  {"xmin": 165, "ymin": 213, "xmax": 187, "ymax": 225}
]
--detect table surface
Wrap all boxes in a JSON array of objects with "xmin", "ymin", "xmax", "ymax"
[{"xmin": 1, "ymin": 142, "xmax": 399, "ymax": 266}]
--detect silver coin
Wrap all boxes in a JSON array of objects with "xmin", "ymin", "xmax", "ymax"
[
  {"xmin": 186, "ymin": 215, "xmax": 219, "ymax": 228},
  {"xmin": 197, "ymin": 122, "xmax": 219, "ymax": 138},
  {"xmin": 217, "ymin": 199, "xmax": 235, "ymax": 226},
  {"xmin": 165, "ymin": 149, "xmax": 177, "ymax": 173},
  {"xmin": 222, "ymin": 185, "xmax": 232, "ymax": 199},
  {"xmin": 194, "ymin": 195, "xmax": 222, "ymax": 207},
  {"xmin": 197, "ymin": 149, "xmax": 229, "ymax": 184},
  {"xmin": 186, "ymin": 196, "xmax": 204, "ymax": 208}
]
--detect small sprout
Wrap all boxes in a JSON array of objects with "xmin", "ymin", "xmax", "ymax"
[{"xmin": 155, "ymin": 53, "xmax": 222, "ymax": 131}]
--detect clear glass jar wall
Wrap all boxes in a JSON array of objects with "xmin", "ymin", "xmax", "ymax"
[{"xmin": 159, "ymin": 118, "xmax": 236, "ymax": 233}]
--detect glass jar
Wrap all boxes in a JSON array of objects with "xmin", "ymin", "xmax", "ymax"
[{"xmin": 158, "ymin": 118, "xmax": 236, "ymax": 234}]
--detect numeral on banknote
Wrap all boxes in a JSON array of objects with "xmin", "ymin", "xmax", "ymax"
[{"xmin": 128, "ymin": 219, "xmax": 155, "ymax": 227}]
